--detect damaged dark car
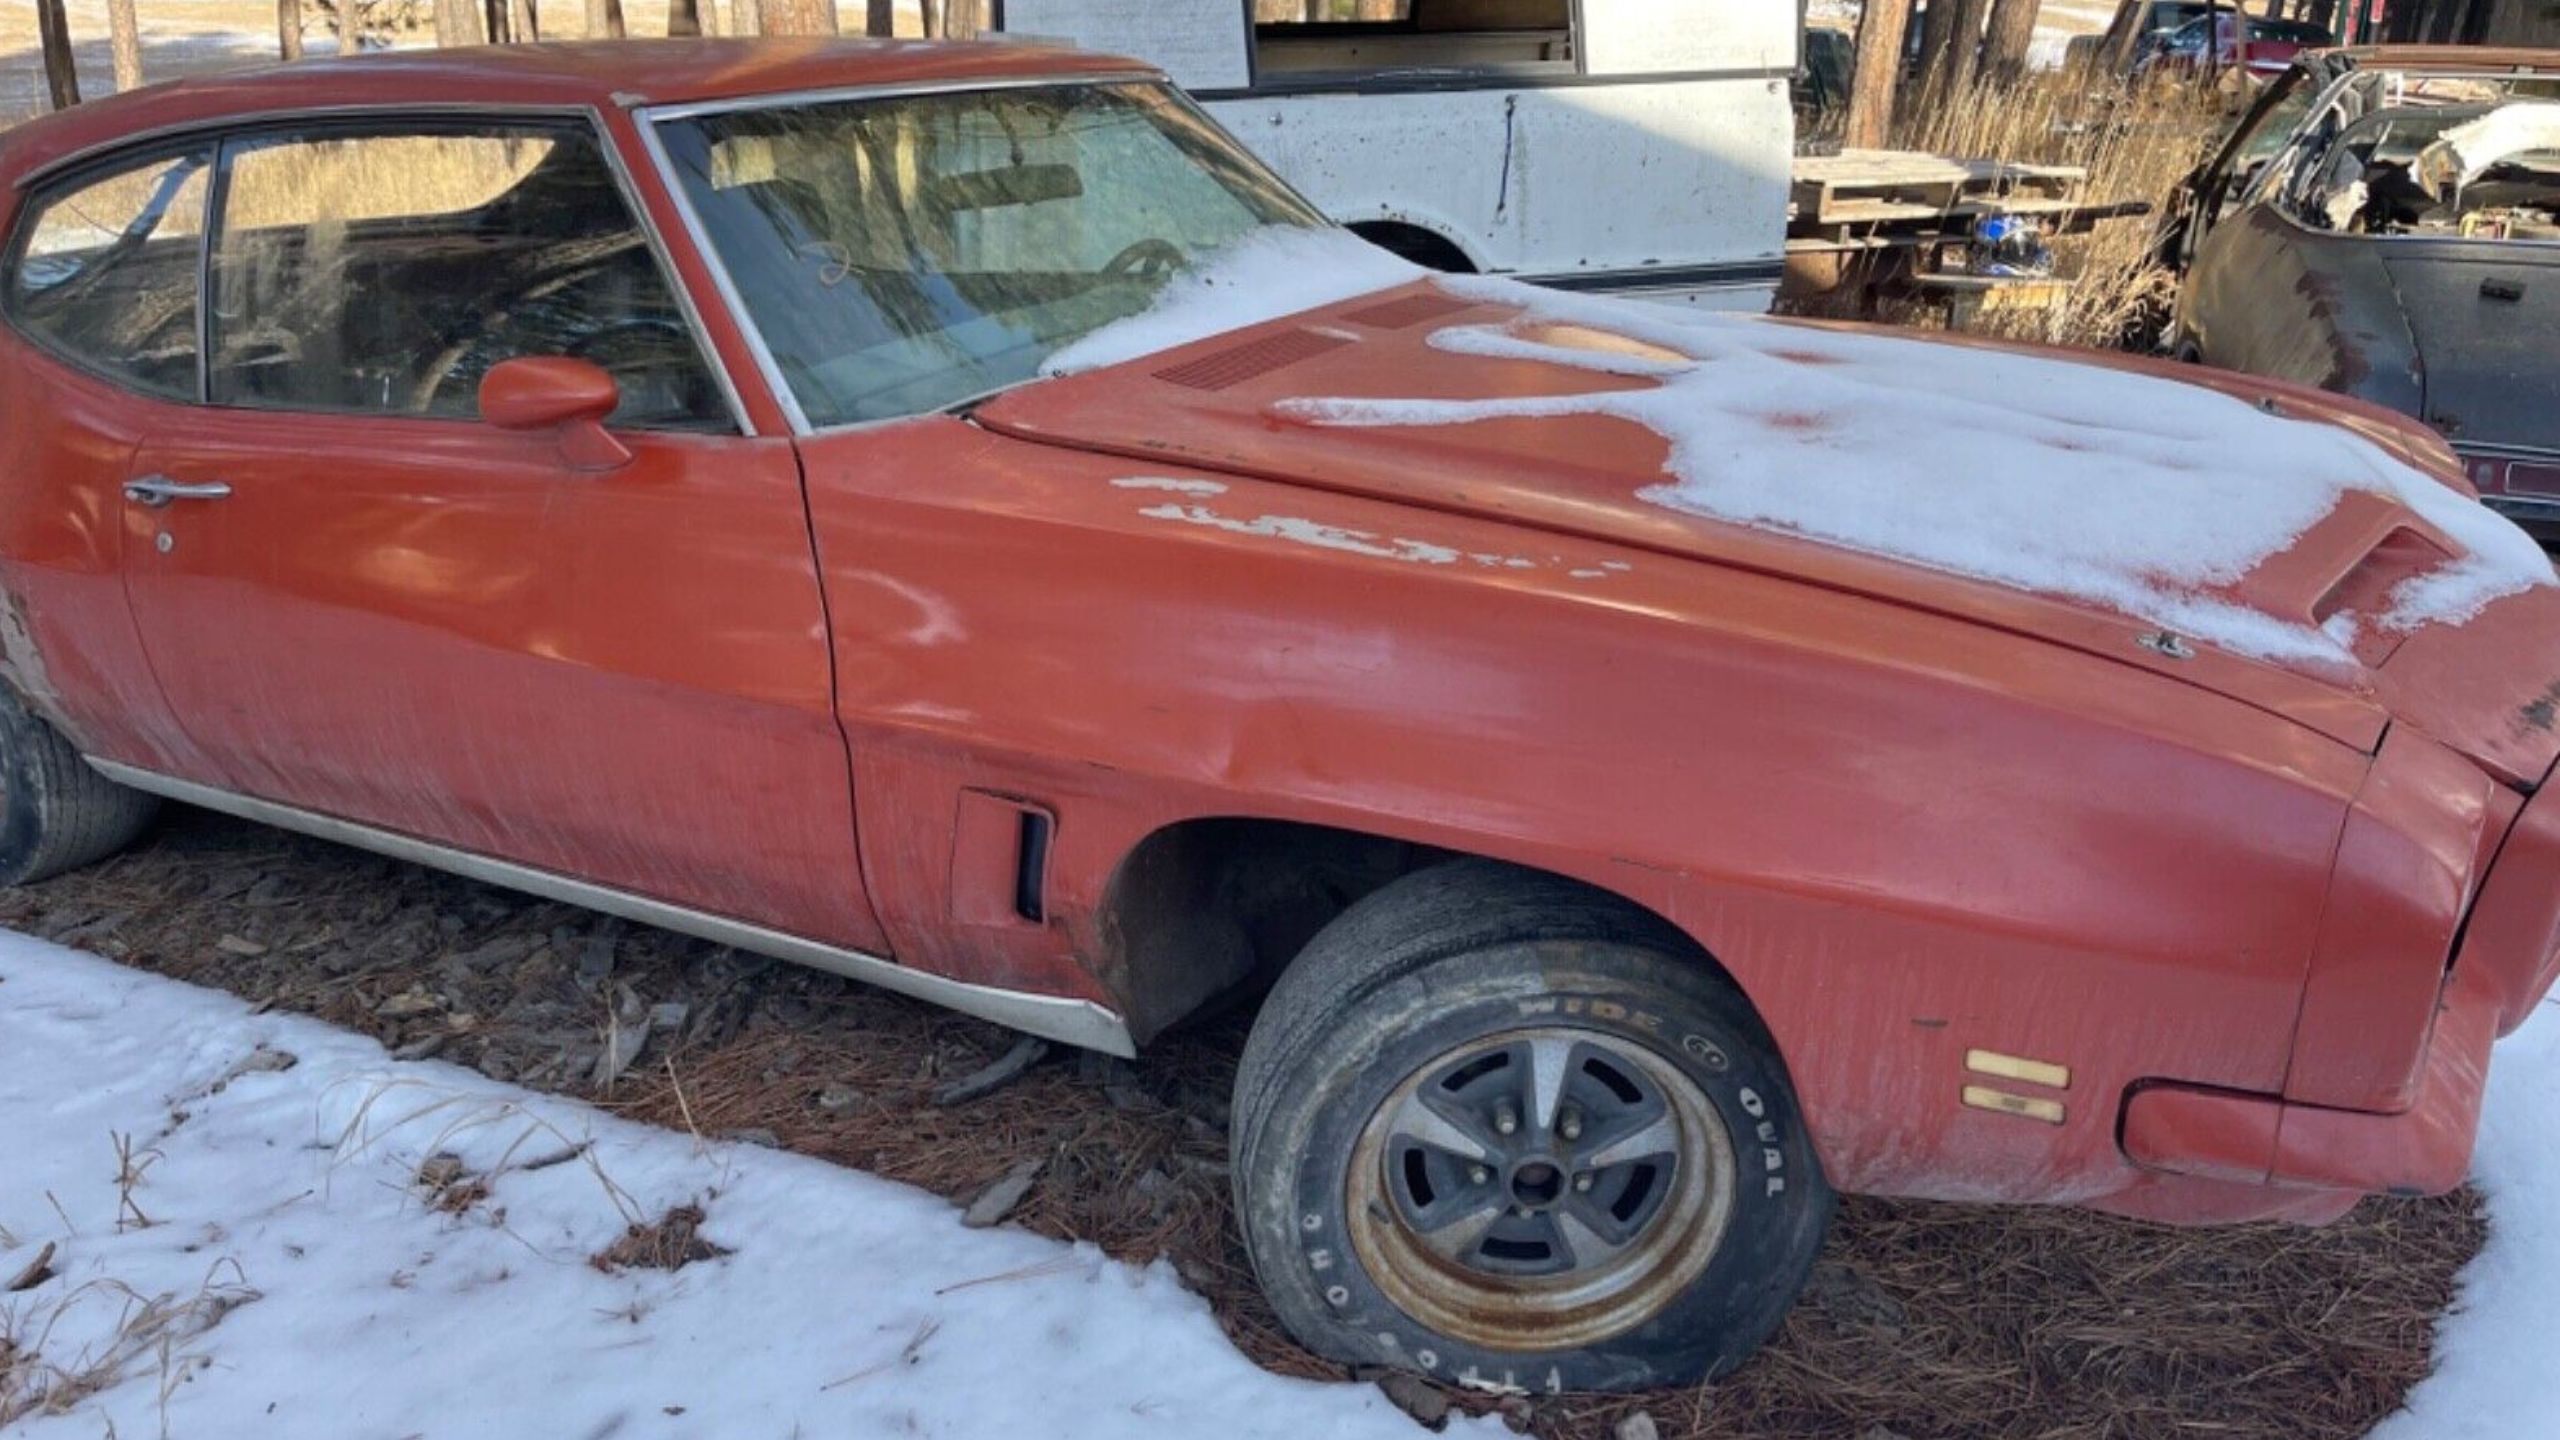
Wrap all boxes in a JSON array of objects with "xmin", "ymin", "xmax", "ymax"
[{"xmin": 2164, "ymin": 46, "xmax": 2560, "ymax": 533}]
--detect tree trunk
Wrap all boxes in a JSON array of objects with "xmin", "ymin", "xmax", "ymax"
[
  {"xmin": 110, "ymin": 0, "xmax": 145, "ymax": 86},
  {"xmin": 585, "ymin": 0, "xmax": 628, "ymax": 36},
  {"xmin": 1844, "ymin": 0, "xmax": 1914, "ymax": 150},
  {"xmin": 669, "ymin": 0, "xmax": 703, "ymax": 34},
  {"xmin": 1916, "ymin": 0, "xmax": 1992, "ymax": 108},
  {"xmin": 1947, "ymin": 0, "xmax": 1994, "ymax": 94},
  {"xmin": 277, "ymin": 0, "xmax": 305, "ymax": 58},
  {"xmin": 510, "ymin": 0, "xmax": 540, "ymax": 40},
  {"xmin": 1981, "ymin": 0, "xmax": 2038, "ymax": 85},
  {"xmin": 864, "ymin": 0, "xmax": 893, "ymax": 36},
  {"xmin": 1914, "ymin": 0, "xmax": 1959, "ymax": 107},
  {"xmin": 36, "ymin": 0, "xmax": 81, "ymax": 110},
  {"xmin": 921, "ymin": 0, "xmax": 941, "ymax": 37},
  {"xmin": 435, "ymin": 0, "xmax": 486, "ymax": 45},
  {"xmin": 757, "ymin": 0, "xmax": 838, "ymax": 33},
  {"xmin": 335, "ymin": 0, "xmax": 362, "ymax": 54}
]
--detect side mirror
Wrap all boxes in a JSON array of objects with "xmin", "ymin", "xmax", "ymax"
[{"xmin": 479, "ymin": 357, "xmax": 631, "ymax": 471}]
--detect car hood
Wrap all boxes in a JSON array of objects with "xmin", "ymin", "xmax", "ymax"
[
  {"xmin": 978, "ymin": 277, "xmax": 2560, "ymax": 785},
  {"xmin": 2380, "ymin": 240, "xmax": 2560, "ymax": 458}
]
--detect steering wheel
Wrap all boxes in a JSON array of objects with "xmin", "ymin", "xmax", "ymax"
[{"xmin": 1102, "ymin": 238, "xmax": 1186, "ymax": 278}]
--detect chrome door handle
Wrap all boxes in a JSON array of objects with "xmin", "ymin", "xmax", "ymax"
[{"xmin": 123, "ymin": 475, "xmax": 232, "ymax": 507}]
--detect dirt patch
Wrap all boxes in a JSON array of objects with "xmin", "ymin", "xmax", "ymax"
[{"xmin": 0, "ymin": 806, "xmax": 2486, "ymax": 1440}]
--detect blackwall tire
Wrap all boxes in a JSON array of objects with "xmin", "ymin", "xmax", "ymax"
[
  {"xmin": 1232, "ymin": 861, "xmax": 1832, "ymax": 1394},
  {"xmin": 0, "ymin": 689, "xmax": 158, "ymax": 887}
]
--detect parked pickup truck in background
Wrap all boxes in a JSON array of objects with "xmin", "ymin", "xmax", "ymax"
[
  {"xmin": 990, "ymin": 0, "xmax": 1798, "ymax": 310},
  {"xmin": 5, "ymin": 36, "xmax": 2559, "ymax": 1399}
]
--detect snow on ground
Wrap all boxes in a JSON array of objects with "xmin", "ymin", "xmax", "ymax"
[
  {"xmin": 1273, "ymin": 275, "xmax": 2555, "ymax": 668},
  {"xmin": 0, "ymin": 936, "xmax": 1482, "ymax": 1439},
  {"xmin": 2367, "ymin": 997, "xmax": 2560, "ymax": 1440}
]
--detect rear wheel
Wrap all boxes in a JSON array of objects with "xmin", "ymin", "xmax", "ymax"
[
  {"xmin": 1232, "ymin": 861, "xmax": 1832, "ymax": 1394},
  {"xmin": 0, "ymin": 689, "xmax": 158, "ymax": 886}
]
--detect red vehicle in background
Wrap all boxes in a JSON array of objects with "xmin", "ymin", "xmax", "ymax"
[{"xmin": 2144, "ymin": 8, "xmax": 2338, "ymax": 82}]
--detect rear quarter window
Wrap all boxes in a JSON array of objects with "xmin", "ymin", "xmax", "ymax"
[{"xmin": 3, "ymin": 149, "xmax": 212, "ymax": 402}]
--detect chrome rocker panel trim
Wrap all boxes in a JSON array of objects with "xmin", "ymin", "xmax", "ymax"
[{"xmin": 84, "ymin": 758, "xmax": 1136, "ymax": 1057}]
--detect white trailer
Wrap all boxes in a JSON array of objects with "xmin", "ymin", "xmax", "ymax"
[{"xmin": 989, "ymin": 0, "xmax": 1799, "ymax": 310}]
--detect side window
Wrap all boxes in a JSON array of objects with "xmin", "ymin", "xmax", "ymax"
[
  {"xmin": 3, "ymin": 149, "xmax": 210, "ymax": 401},
  {"xmin": 208, "ymin": 123, "xmax": 727, "ymax": 430},
  {"xmin": 2224, "ymin": 80, "xmax": 2322, "ymax": 196}
]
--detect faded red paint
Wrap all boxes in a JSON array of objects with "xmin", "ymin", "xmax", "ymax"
[{"xmin": 1, "ymin": 42, "xmax": 2556, "ymax": 1233}]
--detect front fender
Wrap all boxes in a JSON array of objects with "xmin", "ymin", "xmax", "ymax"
[{"xmin": 799, "ymin": 414, "xmax": 2372, "ymax": 1208}]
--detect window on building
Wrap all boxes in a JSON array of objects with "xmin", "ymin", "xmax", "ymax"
[{"xmin": 1251, "ymin": 0, "xmax": 1577, "ymax": 85}]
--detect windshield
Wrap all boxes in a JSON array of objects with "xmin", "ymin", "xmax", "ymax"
[{"xmin": 653, "ymin": 81, "xmax": 1327, "ymax": 428}]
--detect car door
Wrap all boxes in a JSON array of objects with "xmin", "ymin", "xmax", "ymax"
[
  {"xmin": 117, "ymin": 115, "xmax": 884, "ymax": 951},
  {"xmin": 0, "ymin": 143, "xmax": 220, "ymax": 777}
]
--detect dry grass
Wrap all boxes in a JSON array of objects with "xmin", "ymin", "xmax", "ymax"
[
  {"xmin": 0, "ymin": 808, "xmax": 2492, "ymax": 1439},
  {"xmin": 591, "ymin": 1203, "xmax": 730, "ymax": 1274},
  {"xmin": 0, "ymin": 1262, "xmax": 261, "ymax": 1430}
]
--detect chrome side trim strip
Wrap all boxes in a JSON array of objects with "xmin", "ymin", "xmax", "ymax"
[
  {"xmin": 2459, "ymin": 441, "xmax": 2560, "ymax": 464},
  {"xmin": 2483, "ymin": 495, "xmax": 2560, "ymax": 523},
  {"xmin": 83, "ymin": 758, "xmax": 1136, "ymax": 1057}
]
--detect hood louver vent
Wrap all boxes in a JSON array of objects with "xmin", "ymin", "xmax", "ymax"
[
  {"xmin": 1342, "ymin": 293, "xmax": 1477, "ymax": 330},
  {"xmin": 1152, "ymin": 329, "xmax": 1353, "ymax": 392}
]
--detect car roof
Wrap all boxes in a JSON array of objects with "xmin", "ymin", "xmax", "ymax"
[{"xmin": 1, "ymin": 38, "xmax": 1157, "ymax": 187}]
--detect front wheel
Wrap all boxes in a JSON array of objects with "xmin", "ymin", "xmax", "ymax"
[{"xmin": 1231, "ymin": 862, "xmax": 1832, "ymax": 1394}]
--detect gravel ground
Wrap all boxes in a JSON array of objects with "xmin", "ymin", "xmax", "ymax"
[{"xmin": 0, "ymin": 803, "xmax": 2485, "ymax": 1440}]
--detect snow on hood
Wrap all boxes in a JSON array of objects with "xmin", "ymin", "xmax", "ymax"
[
  {"xmin": 2416, "ymin": 102, "xmax": 2560, "ymax": 198},
  {"xmin": 1042, "ymin": 226, "xmax": 1423, "ymax": 377},
  {"xmin": 1268, "ymin": 275, "xmax": 2554, "ymax": 666}
]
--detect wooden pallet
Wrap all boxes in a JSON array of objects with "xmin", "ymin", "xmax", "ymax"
[
  {"xmin": 1790, "ymin": 149, "xmax": 2088, "ymax": 226},
  {"xmin": 1790, "ymin": 194, "xmax": 2154, "ymax": 245}
]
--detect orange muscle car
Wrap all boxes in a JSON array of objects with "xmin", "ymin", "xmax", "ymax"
[{"xmin": 4, "ymin": 39, "xmax": 2558, "ymax": 1394}]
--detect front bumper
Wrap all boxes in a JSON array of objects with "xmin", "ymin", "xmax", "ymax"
[
  {"xmin": 2119, "ymin": 961, "xmax": 2496, "ymax": 1199},
  {"xmin": 2115, "ymin": 747, "xmax": 2560, "ymax": 1208}
]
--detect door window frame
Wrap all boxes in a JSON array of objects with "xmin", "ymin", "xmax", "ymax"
[
  {"xmin": 0, "ymin": 139, "xmax": 217, "ymax": 404},
  {"xmin": 6, "ymin": 106, "xmax": 752, "ymax": 437}
]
